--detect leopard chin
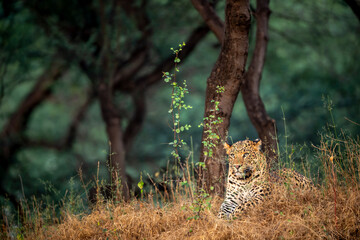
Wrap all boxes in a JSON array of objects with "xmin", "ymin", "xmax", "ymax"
[
  {"xmin": 235, "ymin": 167, "xmax": 253, "ymax": 179},
  {"xmin": 234, "ymin": 172, "xmax": 246, "ymax": 178}
]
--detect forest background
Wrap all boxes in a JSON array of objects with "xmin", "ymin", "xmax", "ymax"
[{"xmin": 0, "ymin": 0, "xmax": 359, "ymax": 209}]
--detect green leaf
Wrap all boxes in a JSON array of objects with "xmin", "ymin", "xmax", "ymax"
[
  {"xmin": 137, "ymin": 178, "xmax": 144, "ymax": 191},
  {"xmin": 17, "ymin": 234, "xmax": 24, "ymax": 240},
  {"xmin": 196, "ymin": 162, "xmax": 206, "ymax": 168},
  {"xmin": 180, "ymin": 181, "xmax": 188, "ymax": 186}
]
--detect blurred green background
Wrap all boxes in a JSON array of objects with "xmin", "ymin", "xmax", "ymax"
[{"xmin": 0, "ymin": 0, "xmax": 359, "ymax": 204}]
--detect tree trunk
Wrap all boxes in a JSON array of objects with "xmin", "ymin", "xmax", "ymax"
[
  {"xmin": 123, "ymin": 90, "xmax": 146, "ymax": 153},
  {"xmin": 98, "ymin": 83, "xmax": 130, "ymax": 201},
  {"xmin": 241, "ymin": 0, "xmax": 277, "ymax": 170},
  {"xmin": 199, "ymin": 0, "xmax": 251, "ymax": 195}
]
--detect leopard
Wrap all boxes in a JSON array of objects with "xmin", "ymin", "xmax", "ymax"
[{"xmin": 218, "ymin": 139, "xmax": 312, "ymax": 219}]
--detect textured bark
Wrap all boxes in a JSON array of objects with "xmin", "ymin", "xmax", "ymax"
[
  {"xmin": 241, "ymin": 0, "xmax": 277, "ymax": 169},
  {"xmin": 194, "ymin": 0, "xmax": 277, "ymax": 187},
  {"xmin": 190, "ymin": 0, "xmax": 224, "ymax": 42},
  {"xmin": 199, "ymin": 0, "xmax": 251, "ymax": 195}
]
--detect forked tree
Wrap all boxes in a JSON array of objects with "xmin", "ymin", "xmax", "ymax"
[{"xmin": 192, "ymin": 0, "xmax": 276, "ymax": 195}]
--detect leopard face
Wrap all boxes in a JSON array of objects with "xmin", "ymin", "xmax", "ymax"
[
  {"xmin": 224, "ymin": 139, "xmax": 267, "ymax": 184},
  {"xmin": 219, "ymin": 139, "xmax": 269, "ymax": 219}
]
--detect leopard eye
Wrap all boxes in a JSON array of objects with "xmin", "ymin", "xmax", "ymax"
[
  {"xmin": 229, "ymin": 153, "xmax": 235, "ymax": 158},
  {"xmin": 242, "ymin": 153, "xmax": 249, "ymax": 158}
]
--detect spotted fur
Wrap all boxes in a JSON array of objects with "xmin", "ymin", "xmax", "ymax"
[{"xmin": 218, "ymin": 139, "xmax": 312, "ymax": 219}]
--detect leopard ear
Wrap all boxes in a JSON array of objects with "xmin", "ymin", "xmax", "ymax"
[
  {"xmin": 223, "ymin": 142, "xmax": 231, "ymax": 154},
  {"xmin": 253, "ymin": 139, "xmax": 262, "ymax": 151}
]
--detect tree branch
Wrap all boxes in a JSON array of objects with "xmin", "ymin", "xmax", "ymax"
[
  {"xmin": 1, "ymin": 53, "xmax": 67, "ymax": 146},
  {"xmin": 112, "ymin": 43, "xmax": 149, "ymax": 86},
  {"xmin": 117, "ymin": 0, "xmax": 153, "ymax": 37},
  {"xmin": 241, "ymin": 0, "xmax": 277, "ymax": 167},
  {"xmin": 243, "ymin": 0, "xmax": 270, "ymax": 93},
  {"xmin": 190, "ymin": 0, "xmax": 224, "ymax": 42},
  {"xmin": 24, "ymin": 91, "xmax": 94, "ymax": 151},
  {"xmin": 117, "ymin": 25, "xmax": 209, "ymax": 91}
]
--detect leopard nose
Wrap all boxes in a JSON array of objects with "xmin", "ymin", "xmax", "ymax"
[{"xmin": 235, "ymin": 165, "xmax": 241, "ymax": 170}]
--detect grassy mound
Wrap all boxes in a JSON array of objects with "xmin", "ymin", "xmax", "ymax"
[
  {"xmin": 2, "ymin": 135, "xmax": 360, "ymax": 239},
  {"xmin": 21, "ymin": 183, "xmax": 359, "ymax": 240}
]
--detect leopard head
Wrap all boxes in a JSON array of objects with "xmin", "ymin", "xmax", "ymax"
[{"xmin": 224, "ymin": 139, "xmax": 267, "ymax": 182}]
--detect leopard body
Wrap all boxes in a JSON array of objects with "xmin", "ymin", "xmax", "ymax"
[{"xmin": 218, "ymin": 139, "xmax": 312, "ymax": 219}]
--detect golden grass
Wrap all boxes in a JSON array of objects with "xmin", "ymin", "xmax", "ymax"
[
  {"xmin": 24, "ymin": 182, "xmax": 360, "ymax": 240},
  {"xmin": 2, "ymin": 135, "xmax": 360, "ymax": 239}
]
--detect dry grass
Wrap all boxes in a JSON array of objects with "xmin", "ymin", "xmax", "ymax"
[
  {"xmin": 2, "ymin": 135, "xmax": 360, "ymax": 239},
  {"xmin": 21, "ymin": 183, "xmax": 359, "ymax": 240}
]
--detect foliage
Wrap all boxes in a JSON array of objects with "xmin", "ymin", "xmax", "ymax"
[
  {"xmin": 163, "ymin": 42, "xmax": 192, "ymax": 161},
  {"xmin": 186, "ymin": 187, "xmax": 213, "ymax": 220},
  {"xmin": 137, "ymin": 173, "xmax": 144, "ymax": 199},
  {"xmin": 162, "ymin": 43, "xmax": 215, "ymax": 220},
  {"xmin": 199, "ymin": 85, "xmax": 225, "ymax": 159}
]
